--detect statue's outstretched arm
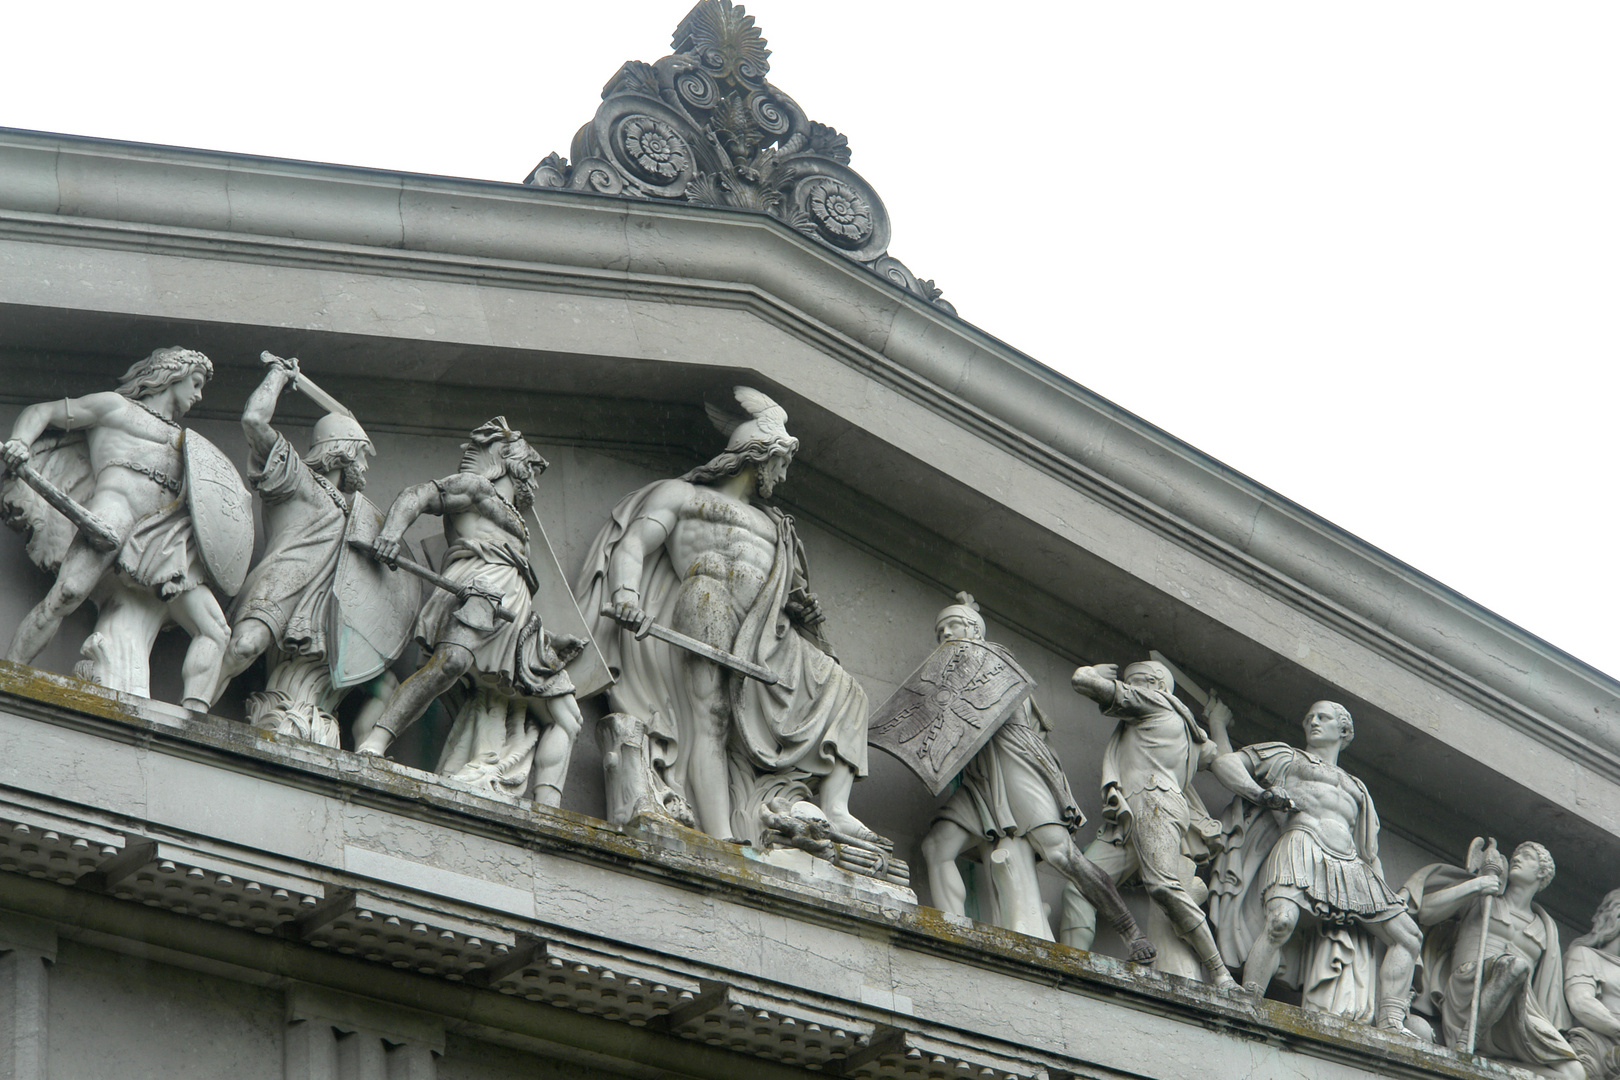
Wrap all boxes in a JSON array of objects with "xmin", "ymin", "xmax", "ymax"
[
  {"xmin": 3, "ymin": 391, "xmax": 125, "ymax": 467},
  {"xmin": 240, "ymin": 363, "xmax": 294, "ymax": 461}
]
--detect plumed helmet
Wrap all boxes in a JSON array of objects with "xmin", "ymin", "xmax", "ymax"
[
  {"xmin": 935, "ymin": 591, "xmax": 986, "ymax": 639},
  {"xmin": 310, "ymin": 412, "xmax": 374, "ymax": 454},
  {"xmin": 707, "ymin": 386, "xmax": 799, "ymax": 458}
]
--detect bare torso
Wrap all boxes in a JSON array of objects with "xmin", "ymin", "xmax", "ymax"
[
  {"xmin": 1280, "ymin": 754, "xmax": 1363, "ymax": 857},
  {"xmin": 662, "ymin": 482, "xmax": 778, "ymax": 614},
  {"xmin": 78, "ymin": 394, "xmax": 186, "ymax": 532}
]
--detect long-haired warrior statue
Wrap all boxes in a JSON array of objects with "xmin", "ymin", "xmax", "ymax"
[
  {"xmin": 356, "ymin": 418, "xmax": 605, "ymax": 807},
  {"xmin": 579, "ymin": 387, "xmax": 880, "ymax": 848},
  {"xmin": 0, "ymin": 347, "xmax": 244, "ymax": 709}
]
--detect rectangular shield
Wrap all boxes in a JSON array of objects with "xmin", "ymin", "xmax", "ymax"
[{"xmin": 867, "ymin": 639, "xmax": 1035, "ymax": 796}]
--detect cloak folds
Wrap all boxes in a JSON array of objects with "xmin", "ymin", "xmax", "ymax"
[
  {"xmin": 1404, "ymin": 862, "xmax": 1575, "ymax": 1065},
  {"xmin": 577, "ymin": 481, "xmax": 869, "ymax": 840}
]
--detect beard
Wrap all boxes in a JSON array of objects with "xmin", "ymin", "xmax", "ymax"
[
  {"xmin": 510, "ymin": 471, "xmax": 536, "ymax": 512},
  {"xmin": 337, "ymin": 461, "xmax": 368, "ymax": 493}
]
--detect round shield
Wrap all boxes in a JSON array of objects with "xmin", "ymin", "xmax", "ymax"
[
  {"xmin": 325, "ymin": 493, "xmax": 420, "ymax": 688},
  {"xmin": 183, "ymin": 430, "xmax": 254, "ymax": 595}
]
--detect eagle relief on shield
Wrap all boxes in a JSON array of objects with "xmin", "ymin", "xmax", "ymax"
[
  {"xmin": 326, "ymin": 493, "xmax": 420, "ymax": 688},
  {"xmin": 868, "ymin": 639, "xmax": 1035, "ymax": 796}
]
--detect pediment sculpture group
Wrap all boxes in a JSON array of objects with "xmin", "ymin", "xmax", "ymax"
[{"xmin": 3, "ymin": 347, "xmax": 1618, "ymax": 1078}]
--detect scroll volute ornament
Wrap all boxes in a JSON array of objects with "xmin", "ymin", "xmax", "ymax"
[{"xmin": 529, "ymin": 0, "xmax": 952, "ymax": 315}]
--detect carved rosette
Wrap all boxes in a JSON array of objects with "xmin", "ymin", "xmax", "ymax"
[{"xmin": 524, "ymin": 0, "xmax": 953, "ymax": 315}]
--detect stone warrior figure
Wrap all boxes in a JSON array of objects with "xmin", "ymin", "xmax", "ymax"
[
  {"xmin": 0, "ymin": 348, "xmax": 236, "ymax": 711},
  {"xmin": 1062, "ymin": 660, "xmax": 1238, "ymax": 990},
  {"xmin": 1405, "ymin": 841, "xmax": 1581, "ymax": 1077},
  {"xmin": 1205, "ymin": 700, "xmax": 1424, "ymax": 1031},
  {"xmin": 356, "ymin": 419, "xmax": 597, "ymax": 808},
  {"xmin": 1565, "ymin": 887, "xmax": 1620, "ymax": 1080},
  {"xmin": 578, "ymin": 387, "xmax": 877, "ymax": 846},
  {"xmin": 206, "ymin": 355, "xmax": 409, "ymax": 746},
  {"xmin": 919, "ymin": 595, "xmax": 1156, "ymax": 961}
]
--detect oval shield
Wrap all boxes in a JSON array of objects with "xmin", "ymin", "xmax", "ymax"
[
  {"xmin": 325, "ymin": 493, "xmax": 421, "ymax": 688},
  {"xmin": 183, "ymin": 430, "xmax": 254, "ymax": 595},
  {"xmin": 867, "ymin": 639, "xmax": 1035, "ymax": 796}
]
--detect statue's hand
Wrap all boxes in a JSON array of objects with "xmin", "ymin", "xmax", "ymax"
[
  {"xmin": 1205, "ymin": 693, "xmax": 1234, "ymax": 730},
  {"xmin": 1258, "ymin": 785, "xmax": 1297, "ymax": 813},
  {"xmin": 1073, "ymin": 663, "xmax": 1117, "ymax": 691},
  {"xmin": 1473, "ymin": 871, "xmax": 1507, "ymax": 897},
  {"xmin": 260, "ymin": 351, "xmax": 300, "ymax": 386},
  {"xmin": 786, "ymin": 592, "xmax": 825, "ymax": 628},
  {"xmin": 604, "ymin": 600, "xmax": 650, "ymax": 636},
  {"xmin": 0, "ymin": 439, "xmax": 30, "ymax": 471},
  {"xmin": 371, "ymin": 532, "xmax": 403, "ymax": 568}
]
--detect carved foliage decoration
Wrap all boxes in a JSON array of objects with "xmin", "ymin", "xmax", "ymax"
[{"xmin": 525, "ymin": 0, "xmax": 953, "ymax": 314}]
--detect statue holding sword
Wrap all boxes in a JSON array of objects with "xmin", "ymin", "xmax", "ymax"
[
  {"xmin": 576, "ymin": 386, "xmax": 881, "ymax": 848},
  {"xmin": 206, "ymin": 353, "xmax": 415, "ymax": 747},
  {"xmin": 353, "ymin": 418, "xmax": 608, "ymax": 808}
]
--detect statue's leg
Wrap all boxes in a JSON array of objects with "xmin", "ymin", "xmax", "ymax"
[
  {"xmin": 1028, "ymin": 823, "xmax": 1157, "ymax": 964},
  {"xmin": 669, "ymin": 574, "xmax": 740, "ymax": 839},
  {"xmin": 676, "ymin": 651, "xmax": 735, "ymax": 837},
  {"xmin": 1129, "ymin": 794, "xmax": 1238, "ymax": 990},
  {"xmin": 1365, "ymin": 911, "xmax": 1422, "ymax": 1031},
  {"xmin": 356, "ymin": 644, "xmax": 473, "ymax": 756},
  {"xmin": 1240, "ymin": 897, "xmax": 1300, "ymax": 997},
  {"xmin": 166, "ymin": 586, "xmax": 231, "ymax": 712},
  {"xmin": 531, "ymin": 693, "xmax": 584, "ymax": 808},
  {"xmin": 1058, "ymin": 836, "xmax": 1132, "ymax": 951},
  {"xmin": 920, "ymin": 819, "xmax": 976, "ymax": 917},
  {"xmin": 348, "ymin": 670, "xmax": 400, "ymax": 747},
  {"xmin": 1464, "ymin": 953, "xmax": 1533, "ymax": 1049},
  {"xmin": 210, "ymin": 616, "xmax": 275, "ymax": 704},
  {"xmin": 7, "ymin": 539, "xmax": 119, "ymax": 664},
  {"xmin": 818, "ymin": 764, "xmax": 881, "ymax": 842}
]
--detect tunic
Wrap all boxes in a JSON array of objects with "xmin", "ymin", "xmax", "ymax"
[
  {"xmin": 230, "ymin": 433, "xmax": 347, "ymax": 653},
  {"xmin": 935, "ymin": 698, "xmax": 1082, "ymax": 840}
]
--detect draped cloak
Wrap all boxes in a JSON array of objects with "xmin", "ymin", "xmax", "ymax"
[
  {"xmin": 230, "ymin": 433, "xmax": 346, "ymax": 655},
  {"xmin": 1208, "ymin": 743, "xmax": 1400, "ymax": 1022},
  {"xmin": 1405, "ymin": 862, "xmax": 1575, "ymax": 1065},
  {"xmin": 577, "ymin": 480, "xmax": 869, "ymax": 839}
]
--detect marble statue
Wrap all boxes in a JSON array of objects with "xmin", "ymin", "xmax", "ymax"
[
  {"xmin": 578, "ymin": 387, "xmax": 878, "ymax": 847},
  {"xmin": 1566, "ymin": 888, "xmax": 1620, "ymax": 1080},
  {"xmin": 910, "ymin": 594, "xmax": 1155, "ymax": 959},
  {"xmin": 1405, "ymin": 841, "xmax": 1581, "ymax": 1076},
  {"xmin": 0, "ymin": 347, "xmax": 245, "ymax": 711},
  {"xmin": 207, "ymin": 354, "xmax": 414, "ymax": 746},
  {"xmin": 1205, "ymin": 701, "xmax": 1423, "ymax": 1032},
  {"xmin": 1061, "ymin": 660, "xmax": 1237, "ymax": 990},
  {"xmin": 354, "ymin": 418, "xmax": 608, "ymax": 807}
]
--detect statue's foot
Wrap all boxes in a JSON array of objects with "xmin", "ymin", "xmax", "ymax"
[
  {"xmin": 1125, "ymin": 934, "xmax": 1158, "ymax": 965},
  {"xmin": 1201, "ymin": 970, "xmax": 1243, "ymax": 996},
  {"xmin": 355, "ymin": 733, "xmax": 391, "ymax": 757},
  {"xmin": 533, "ymin": 784, "xmax": 563, "ymax": 809},
  {"xmin": 181, "ymin": 697, "xmax": 209, "ymax": 714},
  {"xmin": 824, "ymin": 808, "xmax": 891, "ymax": 847}
]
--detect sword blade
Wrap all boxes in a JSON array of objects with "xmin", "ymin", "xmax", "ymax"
[
  {"xmin": 262, "ymin": 352, "xmax": 355, "ymax": 419},
  {"xmin": 1148, "ymin": 649, "xmax": 1209, "ymax": 707},
  {"xmin": 641, "ymin": 622, "xmax": 778, "ymax": 685},
  {"xmin": 348, "ymin": 540, "xmax": 516, "ymax": 623}
]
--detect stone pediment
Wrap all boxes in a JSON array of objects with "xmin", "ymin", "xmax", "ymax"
[{"xmin": 525, "ymin": 0, "xmax": 954, "ymax": 314}]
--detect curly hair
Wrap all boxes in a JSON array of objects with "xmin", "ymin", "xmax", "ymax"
[{"xmin": 114, "ymin": 347, "xmax": 213, "ymax": 400}]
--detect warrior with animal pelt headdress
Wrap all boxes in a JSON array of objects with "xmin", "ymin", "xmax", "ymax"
[
  {"xmin": 355, "ymin": 418, "xmax": 608, "ymax": 807},
  {"xmin": 578, "ymin": 387, "xmax": 881, "ymax": 848},
  {"xmin": 0, "ymin": 347, "xmax": 243, "ymax": 711}
]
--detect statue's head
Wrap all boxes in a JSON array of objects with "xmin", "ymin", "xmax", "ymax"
[
  {"xmin": 1585, "ymin": 888, "xmax": 1620, "ymax": 948},
  {"xmin": 1122, "ymin": 660, "xmax": 1173, "ymax": 696},
  {"xmin": 1302, "ymin": 701, "xmax": 1354, "ymax": 748},
  {"xmin": 115, "ymin": 347, "xmax": 213, "ymax": 415},
  {"xmin": 304, "ymin": 412, "xmax": 375, "ymax": 493},
  {"xmin": 935, "ymin": 591, "xmax": 986, "ymax": 644},
  {"xmin": 683, "ymin": 386, "xmax": 799, "ymax": 497},
  {"xmin": 460, "ymin": 417, "xmax": 548, "ymax": 510},
  {"xmin": 1509, "ymin": 841, "xmax": 1556, "ymax": 891}
]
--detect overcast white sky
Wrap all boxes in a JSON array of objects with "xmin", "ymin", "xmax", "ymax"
[{"xmin": 5, "ymin": 2, "xmax": 1617, "ymax": 675}]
